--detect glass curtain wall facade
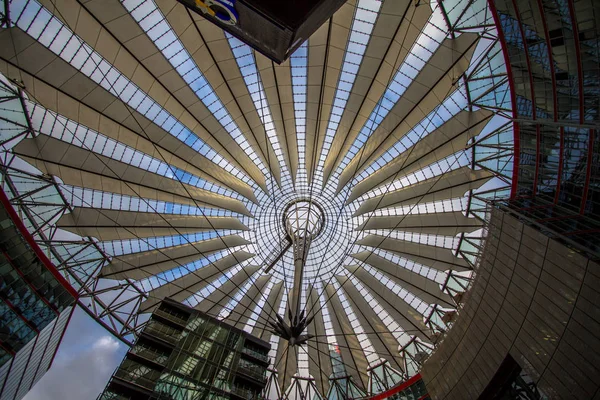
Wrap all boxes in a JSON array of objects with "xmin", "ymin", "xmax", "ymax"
[
  {"xmin": 0, "ymin": 184, "xmax": 76, "ymax": 399},
  {"xmin": 100, "ymin": 298, "xmax": 270, "ymax": 400},
  {"xmin": 490, "ymin": 0, "xmax": 600, "ymax": 255}
]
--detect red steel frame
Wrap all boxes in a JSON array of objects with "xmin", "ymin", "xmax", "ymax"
[
  {"xmin": 534, "ymin": 0, "xmax": 558, "ymax": 199},
  {"xmin": 535, "ymin": 0, "xmax": 559, "ymax": 122},
  {"xmin": 0, "ymin": 295, "xmax": 40, "ymax": 334},
  {"xmin": 488, "ymin": 0, "xmax": 520, "ymax": 199},
  {"xmin": 0, "ymin": 189, "xmax": 79, "ymax": 299},
  {"xmin": 366, "ymin": 373, "xmax": 427, "ymax": 400},
  {"xmin": 490, "ymin": 0, "xmax": 592, "ymax": 213},
  {"xmin": 509, "ymin": 0, "xmax": 539, "ymax": 200},
  {"xmin": 565, "ymin": 0, "xmax": 594, "ymax": 213}
]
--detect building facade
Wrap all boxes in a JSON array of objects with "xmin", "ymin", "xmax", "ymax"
[
  {"xmin": 420, "ymin": 207, "xmax": 600, "ymax": 399},
  {"xmin": 0, "ymin": 189, "xmax": 76, "ymax": 399},
  {"xmin": 100, "ymin": 298, "xmax": 270, "ymax": 400},
  {"xmin": 420, "ymin": 1, "xmax": 600, "ymax": 398},
  {"xmin": 490, "ymin": 0, "xmax": 600, "ymax": 254}
]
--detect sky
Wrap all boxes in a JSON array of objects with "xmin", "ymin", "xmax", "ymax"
[{"xmin": 23, "ymin": 307, "xmax": 127, "ymax": 400}]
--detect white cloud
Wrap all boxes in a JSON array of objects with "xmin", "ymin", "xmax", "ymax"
[{"xmin": 23, "ymin": 309, "xmax": 126, "ymax": 400}]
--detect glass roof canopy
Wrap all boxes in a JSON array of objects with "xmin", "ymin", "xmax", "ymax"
[{"xmin": 0, "ymin": 0, "xmax": 514, "ymax": 397}]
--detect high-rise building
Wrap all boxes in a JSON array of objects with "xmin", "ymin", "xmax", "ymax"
[
  {"xmin": 489, "ymin": 0, "xmax": 600, "ymax": 257},
  {"xmin": 415, "ymin": 1, "xmax": 600, "ymax": 396},
  {"xmin": 100, "ymin": 298, "xmax": 270, "ymax": 400},
  {"xmin": 0, "ymin": 189, "xmax": 76, "ymax": 400},
  {"xmin": 420, "ymin": 205, "xmax": 600, "ymax": 399}
]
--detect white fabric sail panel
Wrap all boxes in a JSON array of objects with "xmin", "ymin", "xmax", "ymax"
[
  {"xmin": 275, "ymin": 336, "xmax": 299, "ymax": 392},
  {"xmin": 47, "ymin": 0, "xmax": 267, "ymax": 187},
  {"xmin": 355, "ymin": 167, "xmax": 493, "ymax": 215},
  {"xmin": 102, "ymin": 235, "xmax": 251, "ymax": 279},
  {"xmin": 186, "ymin": 8, "xmax": 282, "ymax": 185},
  {"xmin": 356, "ymin": 210, "xmax": 483, "ymax": 233},
  {"xmin": 57, "ymin": 207, "xmax": 249, "ymax": 240},
  {"xmin": 304, "ymin": 21, "xmax": 329, "ymax": 184},
  {"xmin": 351, "ymin": 252, "xmax": 454, "ymax": 307},
  {"xmin": 346, "ymin": 265, "xmax": 432, "ymax": 344},
  {"xmin": 356, "ymin": 235, "xmax": 471, "ymax": 272},
  {"xmin": 224, "ymin": 275, "xmax": 271, "ymax": 329},
  {"xmin": 335, "ymin": 33, "xmax": 481, "ymax": 191},
  {"xmin": 13, "ymin": 136, "xmax": 253, "ymax": 216},
  {"xmin": 139, "ymin": 251, "xmax": 254, "ymax": 312},
  {"xmin": 252, "ymin": 281, "xmax": 284, "ymax": 341},
  {"xmin": 306, "ymin": 285, "xmax": 333, "ymax": 396},
  {"xmin": 324, "ymin": 283, "xmax": 370, "ymax": 389},
  {"xmin": 195, "ymin": 264, "xmax": 261, "ymax": 314},
  {"xmin": 307, "ymin": 0, "xmax": 356, "ymax": 184},
  {"xmin": 255, "ymin": 54, "xmax": 294, "ymax": 179},
  {"xmin": 347, "ymin": 109, "xmax": 493, "ymax": 202},
  {"xmin": 322, "ymin": 0, "xmax": 430, "ymax": 184},
  {"xmin": 335, "ymin": 275, "xmax": 405, "ymax": 373},
  {"xmin": 273, "ymin": 56, "xmax": 300, "ymax": 183},
  {"xmin": 0, "ymin": 24, "xmax": 266, "ymax": 192}
]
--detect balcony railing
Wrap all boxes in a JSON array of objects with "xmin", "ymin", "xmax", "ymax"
[
  {"xmin": 241, "ymin": 347, "xmax": 269, "ymax": 363},
  {"xmin": 144, "ymin": 324, "xmax": 179, "ymax": 344},
  {"xmin": 237, "ymin": 366, "xmax": 267, "ymax": 382},
  {"xmin": 114, "ymin": 370, "xmax": 156, "ymax": 391},
  {"xmin": 129, "ymin": 347, "xmax": 168, "ymax": 366},
  {"xmin": 154, "ymin": 308, "xmax": 188, "ymax": 326}
]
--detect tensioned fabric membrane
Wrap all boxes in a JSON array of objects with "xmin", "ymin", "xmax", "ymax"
[{"xmin": 0, "ymin": 0, "xmax": 514, "ymax": 397}]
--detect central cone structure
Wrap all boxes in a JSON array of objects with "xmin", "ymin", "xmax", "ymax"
[
  {"xmin": 270, "ymin": 200, "xmax": 325, "ymax": 346},
  {"xmin": 284, "ymin": 200, "xmax": 325, "ymax": 320}
]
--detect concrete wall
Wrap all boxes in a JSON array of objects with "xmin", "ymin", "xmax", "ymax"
[{"xmin": 421, "ymin": 208, "xmax": 600, "ymax": 399}]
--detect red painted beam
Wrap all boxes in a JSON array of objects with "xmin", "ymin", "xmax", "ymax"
[
  {"xmin": 367, "ymin": 374, "xmax": 426, "ymax": 400},
  {"xmin": 510, "ymin": 202, "xmax": 554, "ymax": 213},
  {"xmin": 0, "ymin": 189, "xmax": 79, "ymax": 299},
  {"xmin": 510, "ymin": 0, "xmax": 539, "ymax": 199},
  {"xmin": 488, "ymin": 0, "xmax": 520, "ymax": 199},
  {"xmin": 533, "ymin": 0, "xmax": 559, "ymax": 200},
  {"xmin": 537, "ymin": 214, "xmax": 580, "ymax": 224}
]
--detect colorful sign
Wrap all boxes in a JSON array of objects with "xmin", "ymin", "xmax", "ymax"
[{"xmin": 194, "ymin": 0, "xmax": 239, "ymax": 25}]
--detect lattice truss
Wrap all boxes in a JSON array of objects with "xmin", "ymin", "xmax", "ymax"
[{"xmin": 0, "ymin": 0, "xmax": 513, "ymax": 397}]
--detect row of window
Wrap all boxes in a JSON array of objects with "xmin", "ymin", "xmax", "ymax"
[{"xmin": 0, "ymin": 207, "xmax": 73, "ymax": 362}]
